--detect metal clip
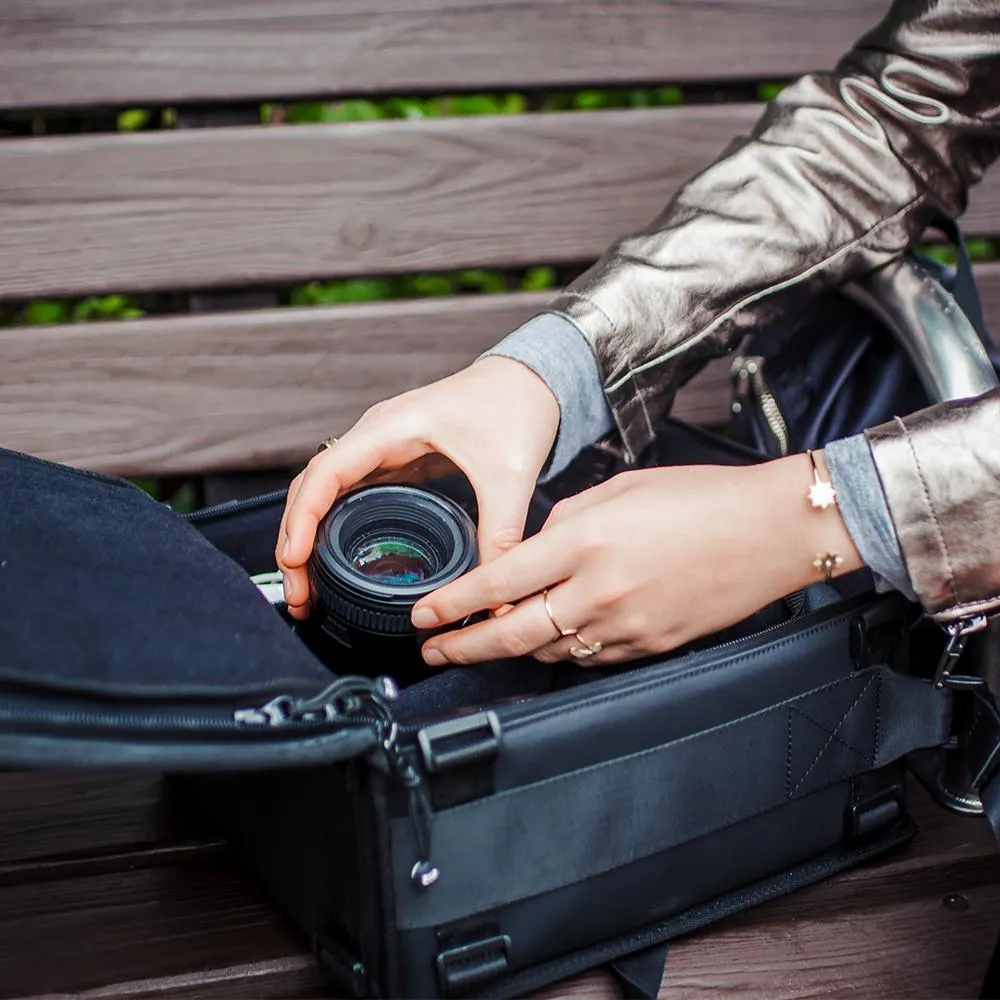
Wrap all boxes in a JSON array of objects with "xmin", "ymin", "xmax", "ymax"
[{"xmin": 933, "ymin": 614, "xmax": 989, "ymax": 689}]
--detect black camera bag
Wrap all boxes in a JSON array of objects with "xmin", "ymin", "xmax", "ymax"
[{"xmin": 2, "ymin": 250, "xmax": 999, "ymax": 999}]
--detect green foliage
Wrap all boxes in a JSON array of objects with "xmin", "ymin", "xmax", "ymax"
[
  {"xmin": 17, "ymin": 295, "xmax": 144, "ymax": 326},
  {"xmin": 117, "ymin": 109, "xmax": 151, "ymax": 132},
  {"xmin": 757, "ymin": 82, "xmax": 786, "ymax": 102},
  {"xmin": 918, "ymin": 239, "xmax": 995, "ymax": 267},
  {"xmin": 521, "ymin": 266, "xmax": 556, "ymax": 292}
]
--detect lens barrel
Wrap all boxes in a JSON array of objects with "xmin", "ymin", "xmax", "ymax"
[{"xmin": 307, "ymin": 484, "xmax": 478, "ymax": 650}]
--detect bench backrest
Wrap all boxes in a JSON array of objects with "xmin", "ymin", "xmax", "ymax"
[{"xmin": 2, "ymin": 0, "xmax": 997, "ymax": 479}]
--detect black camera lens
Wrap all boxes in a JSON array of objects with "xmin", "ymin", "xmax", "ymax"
[{"xmin": 307, "ymin": 484, "xmax": 478, "ymax": 656}]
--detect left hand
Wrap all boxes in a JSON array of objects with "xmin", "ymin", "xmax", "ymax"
[{"xmin": 412, "ymin": 453, "xmax": 862, "ymax": 668}]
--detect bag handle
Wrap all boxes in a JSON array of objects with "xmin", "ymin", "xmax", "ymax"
[{"xmin": 841, "ymin": 253, "xmax": 998, "ymax": 405}]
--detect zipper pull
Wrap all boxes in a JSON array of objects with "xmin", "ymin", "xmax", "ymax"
[
  {"xmin": 235, "ymin": 676, "xmax": 439, "ymax": 890},
  {"xmin": 728, "ymin": 354, "xmax": 790, "ymax": 456},
  {"xmin": 234, "ymin": 674, "xmax": 398, "ymax": 727},
  {"xmin": 934, "ymin": 615, "xmax": 990, "ymax": 689}
]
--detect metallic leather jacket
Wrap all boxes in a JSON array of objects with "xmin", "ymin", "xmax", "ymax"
[{"xmin": 547, "ymin": 0, "xmax": 1000, "ymax": 624}]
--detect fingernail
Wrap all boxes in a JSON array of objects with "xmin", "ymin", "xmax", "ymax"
[
  {"xmin": 412, "ymin": 606, "xmax": 439, "ymax": 629},
  {"xmin": 283, "ymin": 578, "xmax": 295, "ymax": 605},
  {"xmin": 423, "ymin": 647, "xmax": 447, "ymax": 667}
]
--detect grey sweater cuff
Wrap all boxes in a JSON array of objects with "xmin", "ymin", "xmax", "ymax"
[
  {"xmin": 824, "ymin": 434, "xmax": 916, "ymax": 600},
  {"xmin": 480, "ymin": 313, "xmax": 614, "ymax": 480}
]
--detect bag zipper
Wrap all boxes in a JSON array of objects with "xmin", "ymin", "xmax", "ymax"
[
  {"xmin": 730, "ymin": 355, "xmax": 790, "ymax": 456},
  {"xmin": 183, "ymin": 489, "xmax": 287, "ymax": 523}
]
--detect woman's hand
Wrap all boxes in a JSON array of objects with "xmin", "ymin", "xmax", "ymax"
[
  {"xmin": 277, "ymin": 357, "xmax": 560, "ymax": 619},
  {"xmin": 413, "ymin": 452, "xmax": 862, "ymax": 667}
]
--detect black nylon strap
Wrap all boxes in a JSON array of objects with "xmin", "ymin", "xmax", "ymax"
[{"xmin": 392, "ymin": 666, "xmax": 950, "ymax": 931}]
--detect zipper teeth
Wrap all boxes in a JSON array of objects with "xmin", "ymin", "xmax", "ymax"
[
  {"xmin": 730, "ymin": 356, "xmax": 790, "ymax": 457},
  {"xmin": 0, "ymin": 699, "xmax": 374, "ymax": 736},
  {"xmin": 185, "ymin": 488, "xmax": 287, "ymax": 523}
]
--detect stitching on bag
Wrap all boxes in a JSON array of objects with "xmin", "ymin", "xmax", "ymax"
[
  {"xmin": 874, "ymin": 669, "xmax": 882, "ymax": 764},
  {"xmin": 786, "ymin": 708, "xmax": 793, "ymax": 800},
  {"xmin": 900, "ymin": 419, "xmax": 960, "ymax": 607},
  {"xmin": 510, "ymin": 615, "xmax": 850, "ymax": 730},
  {"xmin": 788, "ymin": 674, "xmax": 875, "ymax": 797}
]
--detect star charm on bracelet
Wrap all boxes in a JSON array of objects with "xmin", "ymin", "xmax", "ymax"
[{"xmin": 806, "ymin": 449, "xmax": 837, "ymax": 510}]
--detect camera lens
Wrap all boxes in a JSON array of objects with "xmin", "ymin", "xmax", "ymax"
[{"xmin": 307, "ymin": 484, "xmax": 478, "ymax": 650}]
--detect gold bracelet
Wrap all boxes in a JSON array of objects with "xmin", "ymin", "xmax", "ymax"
[
  {"xmin": 806, "ymin": 449, "xmax": 837, "ymax": 510},
  {"xmin": 813, "ymin": 552, "xmax": 844, "ymax": 583}
]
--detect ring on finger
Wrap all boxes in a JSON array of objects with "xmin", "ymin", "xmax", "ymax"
[
  {"xmin": 569, "ymin": 632, "xmax": 603, "ymax": 660},
  {"xmin": 316, "ymin": 436, "xmax": 339, "ymax": 453},
  {"xmin": 541, "ymin": 588, "xmax": 578, "ymax": 642}
]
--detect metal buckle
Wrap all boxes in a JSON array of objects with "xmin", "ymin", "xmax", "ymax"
[
  {"xmin": 911, "ymin": 614, "xmax": 993, "ymax": 815},
  {"xmin": 933, "ymin": 614, "xmax": 989, "ymax": 689}
]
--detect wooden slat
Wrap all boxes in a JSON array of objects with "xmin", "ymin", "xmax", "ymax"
[
  {"xmin": 0, "ymin": 292, "xmax": 732, "ymax": 476},
  {"xmin": 4, "ymin": 107, "xmax": 1000, "ymax": 303},
  {"xmin": 0, "ymin": 0, "xmax": 888, "ymax": 112},
  {"xmin": 0, "ymin": 107, "xmax": 755, "ymax": 299}
]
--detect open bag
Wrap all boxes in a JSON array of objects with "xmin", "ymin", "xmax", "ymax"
[{"xmin": 2, "ymin": 248, "xmax": 1000, "ymax": 999}]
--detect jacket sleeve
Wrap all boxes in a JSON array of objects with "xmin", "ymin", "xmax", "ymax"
[
  {"xmin": 546, "ymin": 0, "xmax": 1000, "ymax": 460},
  {"xmin": 866, "ymin": 389, "xmax": 1000, "ymax": 623}
]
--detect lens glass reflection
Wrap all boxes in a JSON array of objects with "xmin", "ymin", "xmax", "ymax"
[{"xmin": 350, "ymin": 536, "xmax": 434, "ymax": 585}]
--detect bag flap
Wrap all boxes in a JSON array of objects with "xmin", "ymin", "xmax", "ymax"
[{"xmin": 0, "ymin": 448, "xmax": 380, "ymax": 770}]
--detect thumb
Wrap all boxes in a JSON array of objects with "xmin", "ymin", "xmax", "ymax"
[{"xmin": 472, "ymin": 472, "xmax": 536, "ymax": 564}]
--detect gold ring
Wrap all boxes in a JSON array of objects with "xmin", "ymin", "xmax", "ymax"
[
  {"xmin": 316, "ymin": 436, "xmax": 339, "ymax": 453},
  {"xmin": 570, "ymin": 634, "xmax": 603, "ymax": 660},
  {"xmin": 541, "ymin": 588, "xmax": 577, "ymax": 641}
]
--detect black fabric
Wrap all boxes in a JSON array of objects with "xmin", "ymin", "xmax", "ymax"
[
  {"xmin": 608, "ymin": 943, "xmax": 668, "ymax": 1000},
  {"xmin": 0, "ymin": 448, "xmax": 332, "ymax": 699},
  {"xmin": 389, "ymin": 666, "xmax": 949, "ymax": 932}
]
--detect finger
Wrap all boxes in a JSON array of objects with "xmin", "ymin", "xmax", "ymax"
[
  {"xmin": 422, "ymin": 592, "xmax": 561, "ymax": 666},
  {"xmin": 412, "ymin": 519, "xmax": 583, "ymax": 628},
  {"xmin": 471, "ymin": 469, "xmax": 536, "ymax": 564},
  {"xmin": 275, "ymin": 473, "xmax": 304, "ymax": 569},
  {"xmin": 283, "ymin": 429, "xmax": 423, "ymax": 571}
]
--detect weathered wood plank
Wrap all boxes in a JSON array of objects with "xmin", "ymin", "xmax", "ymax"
[
  {"xmin": 0, "ymin": 0, "xmax": 889, "ymax": 112},
  {"xmin": 0, "ymin": 106, "xmax": 756, "ymax": 299},
  {"xmin": 3, "ymin": 107, "xmax": 999, "ymax": 302},
  {"xmin": 0, "ymin": 292, "xmax": 732, "ymax": 476},
  {"xmin": 0, "ymin": 772, "xmax": 186, "ymax": 866}
]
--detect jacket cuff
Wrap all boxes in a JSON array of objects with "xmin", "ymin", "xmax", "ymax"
[
  {"xmin": 823, "ymin": 434, "xmax": 916, "ymax": 601},
  {"xmin": 479, "ymin": 313, "xmax": 615, "ymax": 480},
  {"xmin": 866, "ymin": 389, "xmax": 1000, "ymax": 624}
]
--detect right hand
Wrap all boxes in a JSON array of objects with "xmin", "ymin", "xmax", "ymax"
[{"xmin": 276, "ymin": 356, "xmax": 561, "ymax": 619}]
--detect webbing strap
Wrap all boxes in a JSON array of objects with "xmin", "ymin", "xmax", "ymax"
[{"xmin": 393, "ymin": 666, "xmax": 951, "ymax": 931}]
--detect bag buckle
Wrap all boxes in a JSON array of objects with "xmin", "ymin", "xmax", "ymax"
[
  {"xmin": 933, "ymin": 614, "xmax": 989, "ymax": 690},
  {"xmin": 436, "ymin": 933, "xmax": 511, "ymax": 995},
  {"xmin": 418, "ymin": 711, "xmax": 501, "ymax": 774}
]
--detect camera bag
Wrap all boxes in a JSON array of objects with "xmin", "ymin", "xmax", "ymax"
[{"xmin": 2, "ymin": 252, "xmax": 1000, "ymax": 999}]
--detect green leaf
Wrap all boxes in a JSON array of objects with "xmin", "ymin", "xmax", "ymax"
[
  {"xmin": 628, "ymin": 90, "xmax": 653, "ymax": 109},
  {"xmin": 398, "ymin": 274, "xmax": 456, "ymax": 297},
  {"xmin": 22, "ymin": 300, "xmax": 68, "ymax": 325},
  {"xmin": 337, "ymin": 278, "xmax": 395, "ymax": 302},
  {"xmin": 287, "ymin": 102, "xmax": 327, "ymax": 124},
  {"xmin": 161, "ymin": 108, "xmax": 179, "ymax": 128},
  {"xmin": 966, "ymin": 238, "xmax": 995, "ymax": 261},
  {"xmin": 117, "ymin": 109, "xmax": 150, "ymax": 132},
  {"xmin": 654, "ymin": 86, "xmax": 684, "ymax": 106},
  {"xmin": 325, "ymin": 100, "xmax": 386, "ymax": 123},
  {"xmin": 757, "ymin": 82, "xmax": 786, "ymax": 102},
  {"xmin": 130, "ymin": 477, "xmax": 161, "ymax": 499},
  {"xmin": 521, "ymin": 266, "xmax": 556, "ymax": 292},
  {"xmin": 458, "ymin": 270, "xmax": 508, "ymax": 294},
  {"xmin": 499, "ymin": 93, "xmax": 527, "ymax": 115},
  {"xmin": 572, "ymin": 90, "xmax": 610, "ymax": 111},
  {"xmin": 543, "ymin": 93, "xmax": 574, "ymax": 112},
  {"xmin": 917, "ymin": 244, "xmax": 957, "ymax": 266},
  {"xmin": 444, "ymin": 95, "xmax": 503, "ymax": 116},
  {"xmin": 166, "ymin": 481, "xmax": 199, "ymax": 515}
]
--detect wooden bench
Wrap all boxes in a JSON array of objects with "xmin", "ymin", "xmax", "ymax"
[{"xmin": 2, "ymin": 2, "xmax": 1000, "ymax": 996}]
